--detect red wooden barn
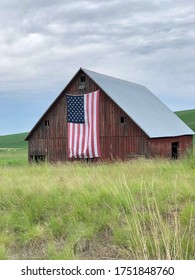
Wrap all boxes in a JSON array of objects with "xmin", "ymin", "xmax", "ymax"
[{"xmin": 25, "ymin": 68, "xmax": 194, "ymax": 162}]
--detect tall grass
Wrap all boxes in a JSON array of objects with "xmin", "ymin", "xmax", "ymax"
[{"xmin": 0, "ymin": 156, "xmax": 194, "ymax": 260}]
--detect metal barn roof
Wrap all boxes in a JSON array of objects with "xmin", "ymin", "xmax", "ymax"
[{"xmin": 82, "ymin": 68, "xmax": 194, "ymax": 138}]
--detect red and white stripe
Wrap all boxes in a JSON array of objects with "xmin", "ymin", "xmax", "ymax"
[{"xmin": 68, "ymin": 90, "xmax": 101, "ymax": 158}]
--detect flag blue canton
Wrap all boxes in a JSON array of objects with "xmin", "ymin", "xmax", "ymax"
[{"xmin": 67, "ymin": 95, "xmax": 85, "ymax": 123}]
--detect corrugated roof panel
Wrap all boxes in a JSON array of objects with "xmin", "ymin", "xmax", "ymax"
[{"xmin": 82, "ymin": 68, "xmax": 194, "ymax": 138}]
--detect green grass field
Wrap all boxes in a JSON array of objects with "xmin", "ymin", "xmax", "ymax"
[
  {"xmin": 0, "ymin": 132, "xmax": 28, "ymax": 149},
  {"xmin": 0, "ymin": 109, "xmax": 194, "ymax": 260},
  {"xmin": 0, "ymin": 148, "xmax": 28, "ymax": 166},
  {"xmin": 0, "ymin": 158, "xmax": 195, "ymax": 260},
  {"xmin": 0, "ymin": 132, "xmax": 28, "ymax": 165}
]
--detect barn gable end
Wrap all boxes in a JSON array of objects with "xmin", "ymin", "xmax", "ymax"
[{"xmin": 26, "ymin": 68, "xmax": 194, "ymax": 162}]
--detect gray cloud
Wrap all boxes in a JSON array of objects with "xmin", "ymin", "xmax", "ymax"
[{"xmin": 0, "ymin": 0, "xmax": 195, "ymax": 133}]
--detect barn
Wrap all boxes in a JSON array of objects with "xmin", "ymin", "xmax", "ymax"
[{"xmin": 25, "ymin": 68, "xmax": 194, "ymax": 162}]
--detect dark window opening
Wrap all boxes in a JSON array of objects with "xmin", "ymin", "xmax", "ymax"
[
  {"xmin": 35, "ymin": 155, "xmax": 46, "ymax": 163},
  {"xmin": 78, "ymin": 76, "xmax": 86, "ymax": 90},
  {"xmin": 120, "ymin": 116, "xmax": 126, "ymax": 124},
  {"xmin": 44, "ymin": 120, "xmax": 49, "ymax": 127},
  {"xmin": 30, "ymin": 155, "xmax": 46, "ymax": 163},
  {"xmin": 172, "ymin": 142, "xmax": 179, "ymax": 159},
  {"xmin": 80, "ymin": 76, "xmax": 85, "ymax": 83}
]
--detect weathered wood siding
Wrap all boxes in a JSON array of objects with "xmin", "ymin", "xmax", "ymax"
[
  {"xmin": 28, "ymin": 69, "xmax": 193, "ymax": 162},
  {"xmin": 28, "ymin": 70, "xmax": 150, "ymax": 161},
  {"xmin": 149, "ymin": 135, "xmax": 193, "ymax": 158},
  {"xmin": 99, "ymin": 90, "xmax": 149, "ymax": 160}
]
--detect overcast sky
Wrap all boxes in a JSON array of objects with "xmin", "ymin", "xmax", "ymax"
[{"xmin": 0, "ymin": 0, "xmax": 195, "ymax": 135}]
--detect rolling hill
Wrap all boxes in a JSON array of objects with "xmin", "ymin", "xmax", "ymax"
[
  {"xmin": 175, "ymin": 109, "xmax": 195, "ymax": 132},
  {"xmin": 0, "ymin": 132, "xmax": 28, "ymax": 148}
]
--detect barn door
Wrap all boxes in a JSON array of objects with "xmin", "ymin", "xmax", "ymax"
[{"xmin": 172, "ymin": 142, "xmax": 179, "ymax": 159}]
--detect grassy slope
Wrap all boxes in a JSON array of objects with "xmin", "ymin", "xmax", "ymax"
[
  {"xmin": 0, "ymin": 132, "xmax": 28, "ymax": 165},
  {"xmin": 0, "ymin": 149, "xmax": 28, "ymax": 166},
  {"xmin": 0, "ymin": 159, "xmax": 194, "ymax": 260},
  {"xmin": 175, "ymin": 109, "xmax": 195, "ymax": 132},
  {"xmin": 0, "ymin": 132, "xmax": 28, "ymax": 148}
]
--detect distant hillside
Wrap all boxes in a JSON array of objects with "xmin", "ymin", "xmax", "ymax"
[
  {"xmin": 175, "ymin": 109, "xmax": 195, "ymax": 132},
  {"xmin": 0, "ymin": 132, "xmax": 28, "ymax": 148}
]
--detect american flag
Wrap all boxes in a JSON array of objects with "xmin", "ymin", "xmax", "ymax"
[{"xmin": 67, "ymin": 90, "xmax": 101, "ymax": 159}]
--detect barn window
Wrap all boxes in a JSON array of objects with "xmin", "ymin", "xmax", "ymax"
[
  {"xmin": 44, "ymin": 120, "xmax": 49, "ymax": 127},
  {"xmin": 80, "ymin": 76, "xmax": 85, "ymax": 83},
  {"xmin": 34, "ymin": 155, "xmax": 46, "ymax": 163},
  {"xmin": 120, "ymin": 117, "xmax": 126, "ymax": 124},
  {"xmin": 78, "ymin": 76, "xmax": 86, "ymax": 90}
]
